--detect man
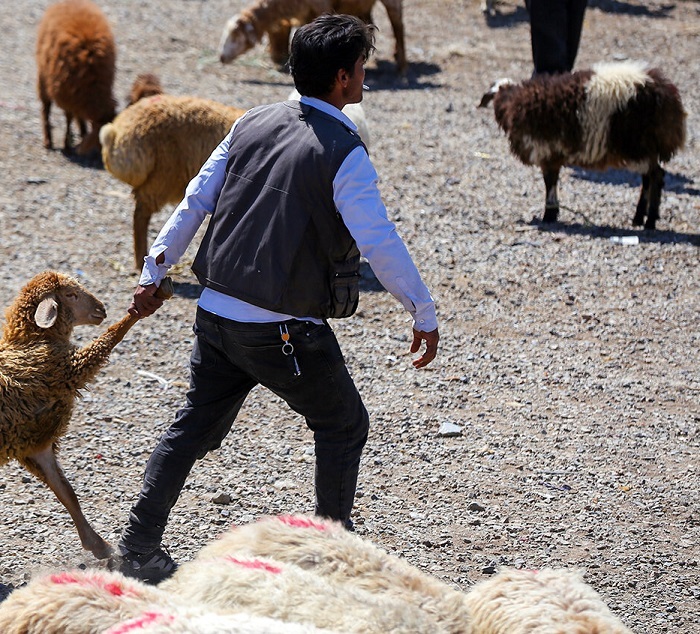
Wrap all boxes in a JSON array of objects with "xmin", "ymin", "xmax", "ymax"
[
  {"xmin": 526, "ymin": 0, "xmax": 588, "ymax": 75},
  {"xmin": 115, "ymin": 13, "xmax": 439, "ymax": 584}
]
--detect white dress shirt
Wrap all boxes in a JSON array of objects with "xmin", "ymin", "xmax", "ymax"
[{"xmin": 140, "ymin": 96, "xmax": 438, "ymax": 332}]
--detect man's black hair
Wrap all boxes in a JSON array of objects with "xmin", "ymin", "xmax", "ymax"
[{"xmin": 289, "ymin": 14, "xmax": 376, "ymax": 98}]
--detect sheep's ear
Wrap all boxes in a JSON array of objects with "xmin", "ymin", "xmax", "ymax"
[
  {"xmin": 478, "ymin": 91, "xmax": 495, "ymax": 108},
  {"xmin": 35, "ymin": 296, "xmax": 59, "ymax": 329}
]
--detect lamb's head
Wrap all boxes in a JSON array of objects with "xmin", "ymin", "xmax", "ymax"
[
  {"xmin": 478, "ymin": 78, "xmax": 515, "ymax": 108},
  {"xmin": 219, "ymin": 13, "xmax": 258, "ymax": 64},
  {"xmin": 2, "ymin": 271, "xmax": 107, "ymax": 343}
]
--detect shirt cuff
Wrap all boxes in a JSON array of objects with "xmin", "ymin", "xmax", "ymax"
[
  {"xmin": 412, "ymin": 305, "xmax": 438, "ymax": 333},
  {"xmin": 139, "ymin": 250, "xmax": 169, "ymax": 287}
]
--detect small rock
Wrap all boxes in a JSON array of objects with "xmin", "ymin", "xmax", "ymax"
[{"xmin": 211, "ymin": 492, "xmax": 232, "ymax": 505}]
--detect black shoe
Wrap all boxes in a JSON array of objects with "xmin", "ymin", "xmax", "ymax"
[{"xmin": 116, "ymin": 545, "xmax": 178, "ymax": 585}]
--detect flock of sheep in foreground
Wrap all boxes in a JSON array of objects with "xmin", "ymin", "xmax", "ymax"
[
  {"xmin": 0, "ymin": 0, "xmax": 688, "ymax": 630},
  {"xmin": 0, "ymin": 515, "xmax": 635, "ymax": 633}
]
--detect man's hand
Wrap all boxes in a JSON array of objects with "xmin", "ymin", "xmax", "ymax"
[
  {"xmin": 411, "ymin": 327, "xmax": 439, "ymax": 368},
  {"xmin": 129, "ymin": 283, "xmax": 165, "ymax": 318}
]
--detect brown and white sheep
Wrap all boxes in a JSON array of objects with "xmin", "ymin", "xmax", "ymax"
[
  {"xmin": 36, "ymin": 0, "xmax": 117, "ymax": 156},
  {"xmin": 99, "ymin": 85, "xmax": 246, "ymax": 270},
  {"xmin": 0, "ymin": 272, "xmax": 172, "ymax": 559},
  {"xmin": 479, "ymin": 61, "xmax": 686, "ymax": 230},
  {"xmin": 465, "ymin": 567, "xmax": 634, "ymax": 634},
  {"xmin": 168, "ymin": 515, "xmax": 472, "ymax": 633},
  {"xmin": 219, "ymin": 0, "xmax": 406, "ymax": 73}
]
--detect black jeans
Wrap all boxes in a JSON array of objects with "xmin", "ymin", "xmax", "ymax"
[
  {"xmin": 527, "ymin": 0, "xmax": 587, "ymax": 75},
  {"xmin": 121, "ymin": 308, "xmax": 369, "ymax": 553}
]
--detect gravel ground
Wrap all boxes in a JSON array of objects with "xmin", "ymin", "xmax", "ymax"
[{"xmin": 1, "ymin": 0, "xmax": 699, "ymax": 630}]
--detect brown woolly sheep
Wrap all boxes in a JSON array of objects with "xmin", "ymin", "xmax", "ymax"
[
  {"xmin": 219, "ymin": 0, "xmax": 406, "ymax": 73},
  {"xmin": 99, "ymin": 84, "xmax": 246, "ymax": 270},
  {"xmin": 168, "ymin": 515, "xmax": 472, "ymax": 633},
  {"xmin": 36, "ymin": 0, "xmax": 117, "ymax": 155},
  {"xmin": 0, "ymin": 272, "xmax": 172, "ymax": 559},
  {"xmin": 464, "ymin": 567, "xmax": 634, "ymax": 633},
  {"xmin": 479, "ymin": 61, "xmax": 686, "ymax": 230}
]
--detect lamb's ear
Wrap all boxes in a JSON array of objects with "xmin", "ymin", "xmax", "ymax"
[{"xmin": 35, "ymin": 296, "xmax": 58, "ymax": 328}]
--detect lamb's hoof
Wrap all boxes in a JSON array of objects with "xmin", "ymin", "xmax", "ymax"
[
  {"xmin": 644, "ymin": 220, "xmax": 657, "ymax": 231},
  {"xmin": 632, "ymin": 213, "xmax": 646, "ymax": 226},
  {"xmin": 90, "ymin": 539, "xmax": 115, "ymax": 561}
]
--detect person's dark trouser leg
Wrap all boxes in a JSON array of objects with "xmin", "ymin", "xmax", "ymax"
[
  {"xmin": 120, "ymin": 312, "xmax": 256, "ymax": 553},
  {"xmin": 265, "ymin": 321, "xmax": 369, "ymax": 523},
  {"xmin": 565, "ymin": 0, "xmax": 588, "ymax": 72}
]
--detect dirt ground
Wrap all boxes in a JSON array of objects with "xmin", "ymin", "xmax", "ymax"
[{"xmin": 0, "ymin": 0, "xmax": 699, "ymax": 631}]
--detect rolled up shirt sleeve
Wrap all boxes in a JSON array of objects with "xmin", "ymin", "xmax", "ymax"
[{"xmin": 333, "ymin": 146, "xmax": 438, "ymax": 332}]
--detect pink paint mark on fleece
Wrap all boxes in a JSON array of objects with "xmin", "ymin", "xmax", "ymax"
[
  {"xmin": 276, "ymin": 515, "xmax": 329, "ymax": 531},
  {"xmin": 107, "ymin": 611, "xmax": 174, "ymax": 634},
  {"xmin": 224, "ymin": 556, "xmax": 283, "ymax": 574},
  {"xmin": 49, "ymin": 572, "xmax": 138, "ymax": 597}
]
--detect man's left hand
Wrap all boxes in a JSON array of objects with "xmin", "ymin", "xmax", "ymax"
[{"xmin": 411, "ymin": 328, "xmax": 439, "ymax": 368}]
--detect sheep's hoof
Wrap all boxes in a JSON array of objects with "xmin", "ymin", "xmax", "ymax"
[
  {"xmin": 542, "ymin": 208, "xmax": 559, "ymax": 223},
  {"xmin": 632, "ymin": 213, "xmax": 646, "ymax": 226},
  {"xmin": 644, "ymin": 219, "xmax": 657, "ymax": 231}
]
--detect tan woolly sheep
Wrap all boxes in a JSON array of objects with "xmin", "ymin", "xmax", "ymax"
[
  {"xmin": 0, "ymin": 272, "xmax": 172, "ymax": 559},
  {"xmin": 162, "ymin": 552, "xmax": 444, "ymax": 633},
  {"xmin": 166, "ymin": 515, "xmax": 472, "ymax": 633},
  {"xmin": 36, "ymin": 0, "xmax": 117, "ymax": 155},
  {"xmin": 99, "ymin": 84, "xmax": 246, "ymax": 270},
  {"xmin": 464, "ymin": 567, "xmax": 634, "ymax": 634},
  {"xmin": 219, "ymin": 0, "xmax": 406, "ymax": 73},
  {"xmin": 0, "ymin": 567, "xmax": 336, "ymax": 634}
]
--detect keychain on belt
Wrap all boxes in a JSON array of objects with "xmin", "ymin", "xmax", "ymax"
[{"xmin": 279, "ymin": 324, "xmax": 301, "ymax": 377}]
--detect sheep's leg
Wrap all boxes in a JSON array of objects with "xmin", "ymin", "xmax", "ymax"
[
  {"xmin": 20, "ymin": 445, "xmax": 113, "ymax": 559},
  {"xmin": 70, "ymin": 314, "xmax": 139, "ymax": 387},
  {"xmin": 39, "ymin": 83, "xmax": 53, "ymax": 150},
  {"xmin": 644, "ymin": 165, "xmax": 664, "ymax": 231},
  {"xmin": 633, "ymin": 173, "xmax": 650, "ymax": 227},
  {"xmin": 542, "ymin": 167, "xmax": 560, "ymax": 223},
  {"xmin": 381, "ymin": 0, "xmax": 407, "ymax": 73},
  {"xmin": 268, "ymin": 21, "xmax": 292, "ymax": 65},
  {"xmin": 63, "ymin": 111, "xmax": 74, "ymax": 153},
  {"xmin": 133, "ymin": 196, "xmax": 156, "ymax": 270}
]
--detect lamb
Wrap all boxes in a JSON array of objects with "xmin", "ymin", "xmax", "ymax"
[
  {"xmin": 99, "ymin": 82, "xmax": 245, "ymax": 269},
  {"xmin": 126, "ymin": 72, "xmax": 164, "ymax": 107},
  {"xmin": 0, "ymin": 568, "xmax": 337, "ymax": 634},
  {"xmin": 168, "ymin": 514, "xmax": 472, "ymax": 633},
  {"xmin": 36, "ymin": 0, "xmax": 117, "ymax": 156},
  {"xmin": 0, "ymin": 272, "xmax": 172, "ymax": 559},
  {"xmin": 464, "ymin": 567, "xmax": 634, "ymax": 633},
  {"xmin": 479, "ymin": 61, "xmax": 686, "ymax": 230},
  {"xmin": 219, "ymin": 0, "xmax": 406, "ymax": 73},
  {"xmin": 162, "ymin": 552, "xmax": 444, "ymax": 633}
]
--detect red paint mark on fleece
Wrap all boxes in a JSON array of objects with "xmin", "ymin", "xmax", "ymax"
[
  {"xmin": 276, "ymin": 515, "xmax": 329, "ymax": 531},
  {"xmin": 49, "ymin": 572, "xmax": 138, "ymax": 597},
  {"xmin": 225, "ymin": 556, "xmax": 283, "ymax": 574},
  {"xmin": 107, "ymin": 611, "xmax": 174, "ymax": 634}
]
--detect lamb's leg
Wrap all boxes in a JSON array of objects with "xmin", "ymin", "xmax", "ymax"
[
  {"xmin": 542, "ymin": 167, "xmax": 560, "ymax": 223},
  {"xmin": 21, "ymin": 445, "xmax": 113, "ymax": 559},
  {"xmin": 381, "ymin": 0, "xmax": 407, "ymax": 73},
  {"xmin": 69, "ymin": 314, "xmax": 139, "ymax": 387},
  {"xmin": 644, "ymin": 165, "xmax": 664, "ymax": 231},
  {"xmin": 633, "ymin": 173, "xmax": 650, "ymax": 227},
  {"xmin": 39, "ymin": 81, "xmax": 53, "ymax": 150}
]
